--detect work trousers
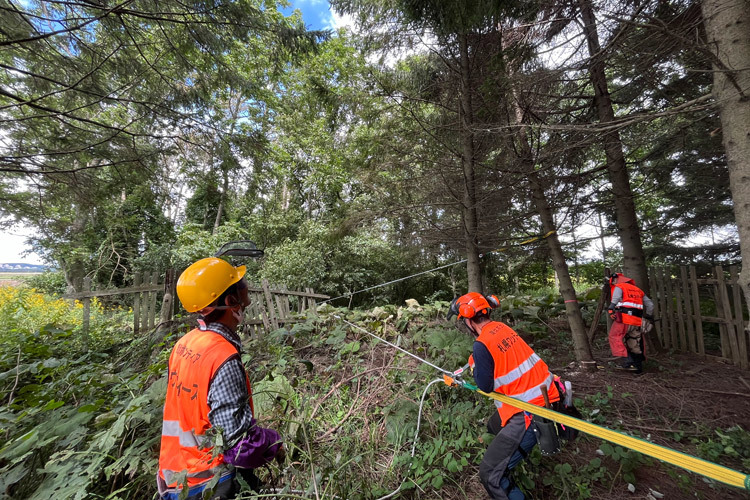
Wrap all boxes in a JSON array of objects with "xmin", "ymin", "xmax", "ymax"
[
  {"xmin": 175, "ymin": 468, "xmax": 261, "ymax": 500},
  {"xmin": 608, "ymin": 322, "xmax": 645, "ymax": 369},
  {"xmin": 479, "ymin": 411, "xmax": 537, "ymax": 500}
]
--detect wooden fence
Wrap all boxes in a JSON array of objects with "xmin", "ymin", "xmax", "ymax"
[
  {"xmin": 649, "ymin": 265, "xmax": 748, "ymax": 369},
  {"xmin": 65, "ymin": 271, "xmax": 329, "ymax": 338},
  {"xmin": 241, "ymin": 280, "xmax": 329, "ymax": 336}
]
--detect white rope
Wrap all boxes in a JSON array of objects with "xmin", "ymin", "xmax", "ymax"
[
  {"xmin": 334, "ymin": 315, "xmax": 452, "ymax": 375},
  {"xmin": 321, "ymin": 259, "xmax": 468, "ymax": 304},
  {"xmin": 375, "ymin": 378, "xmax": 445, "ymax": 500}
]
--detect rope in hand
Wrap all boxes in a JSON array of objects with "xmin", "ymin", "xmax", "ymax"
[{"xmin": 330, "ymin": 317, "xmax": 750, "ymax": 492}]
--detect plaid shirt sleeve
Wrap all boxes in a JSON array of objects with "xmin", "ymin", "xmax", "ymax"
[{"xmin": 207, "ymin": 357, "xmax": 254, "ymax": 445}]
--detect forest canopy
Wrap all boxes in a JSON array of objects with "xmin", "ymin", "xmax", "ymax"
[{"xmin": 0, "ymin": 0, "xmax": 745, "ymax": 307}]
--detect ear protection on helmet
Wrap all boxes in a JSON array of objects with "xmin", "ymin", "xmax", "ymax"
[
  {"xmin": 458, "ymin": 301, "xmax": 479, "ymax": 319},
  {"xmin": 447, "ymin": 292, "xmax": 499, "ymax": 320},
  {"xmin": 486, "ymin": 294, "xmax": 500, "ymax": 308}
]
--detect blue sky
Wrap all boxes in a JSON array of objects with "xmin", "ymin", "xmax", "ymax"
[{"xmin": 280, "ymin": 0, "xmax": 349, "ymax": 31}]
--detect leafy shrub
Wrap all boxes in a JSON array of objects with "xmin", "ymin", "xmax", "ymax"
[{"xmin": 23, "ymin": 270, "xmax": 67, "ymax": 295}]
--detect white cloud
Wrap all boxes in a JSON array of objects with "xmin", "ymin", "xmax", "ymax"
[{"xmin": 326, "ymin": 8, "xmax": 355, "ymax": 31}]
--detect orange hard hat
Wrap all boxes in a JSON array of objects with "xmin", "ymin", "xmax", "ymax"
[{"xmin": 447, "ymin": 292, "xmax": 500, "ymax": 320}]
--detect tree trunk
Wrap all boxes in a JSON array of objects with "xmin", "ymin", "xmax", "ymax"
[
  {"xmin": 701, "ymin": 0, "xmax": 750, "ymax": 320},
  {"xmin": 528, "ymin": 174, "xmax": 594, "ymax": 363},
  {"xmin": 458, "ymin": 32, "xmax": 483, "ymax": 293},
  {"xmin": 508, "ymin": 80, "xmax": 594, "ymax": 364},
  {"xmin": 213, "ymin": 168, "xmax": 229, "ymax": 234},
  {"xmin": 579, "ymin": 0, "xmax": 650, "ymax": 294}
]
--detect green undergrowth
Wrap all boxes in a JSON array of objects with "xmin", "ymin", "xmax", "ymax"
[{"xmin": 2, "ymin": 288, "xmax": 747, "ymax": 499}]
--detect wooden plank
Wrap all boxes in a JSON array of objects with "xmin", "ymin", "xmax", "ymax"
[
  {"xmin": 696, "ymin": 278, "xmax": 721, "ymax": 285},
  {"xmin": 680, "ymin": 266, "xmax": 697, "ymax": 353},
  {"xmin": 694, "ymin": 315, "xmax": 730, "ymax": 324},
  {"xmin": 717, "ymin": 266, "xmax": 742, "ymax": 367},
  {"xmin": 654, "ymin": 268, "xmax": 667, "ymax": 348},
  {"xmin": 82, "ymin": 277, "xmax": 91, "ymax": 343},
  {"xmin": 262, "ymin": 279, "xmax": 279, "ymax": 330},
  {"xmin": 159, "ymin": 269, "xmax": 175, "ymax": 326},
  {"xmin": 133, "ymin": 272, "xmax": 141, "ymax": 334},
  {"xmin": 689, "ymin": 266, "xmax": 705, "ymax": 355},
  {"xmin": 63, "ymin": 284, "xmax": 163, "ymax": 300},
  {"xmin": 715, "ymin": 266, "xmax": 740, "ymax": 365},
  {"xmin": 664, "ymin": 268, "xmax": 678, "ymax": 349},
  {"xmin": 730, "ymin": 265, "xmax": 748, "ymax": 369},
  {"xmin": 713, "ymin": 267, "xmax": 731, "ymax": 358},
  {"xmin": 274, "ymin": 285, "xmax": 287, "ymax": 324},
  {"xmin": 140, "ymin": 272, "xmax": 150, "ymax": 333},
  {"xmin": 148, "ymin": 271, "xmax": 159, "ymax": 330},
  {"xmin": 243, "ymin": 285, "xmax": 329, "ymax": 299},
  {"xmin": 587, "ymin": 287, "xmax": 605, "ymax": 343},
  {"xmin": 675, "ymin": 281, "xmax": 688, "ymax": 351}
]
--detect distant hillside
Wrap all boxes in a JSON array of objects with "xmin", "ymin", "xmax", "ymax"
[{"xmin": 0, "ymin": 263, "xmax": 47, "ymax": 272}]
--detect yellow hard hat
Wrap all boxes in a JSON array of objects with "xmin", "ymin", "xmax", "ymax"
[{"xmin": 176, "ymin": 257, "xmax": 247, "ymax": 313}]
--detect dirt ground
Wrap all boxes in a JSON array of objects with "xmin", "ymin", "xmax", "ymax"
[{"xmin": 540, "ymin": 332, "xmax": 750, "ymax": 500}]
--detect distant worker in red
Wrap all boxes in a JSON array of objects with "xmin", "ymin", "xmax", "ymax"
[
  {"xmin": 157, "ymin": 257, "xmax": 284, "ymax": 500},
  {"xmin": 607, "ymin": 273, "xmax": 654, "ymax": 374},
  {"xmin": 448, "ymin": 292, "xmax": 561, "ymax": 500}
]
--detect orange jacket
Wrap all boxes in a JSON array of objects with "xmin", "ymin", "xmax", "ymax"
[
  {"xmin": 610, "ymin": 281, "xmax": 645, "ymax": 326},
  {"xmin": 475, "ymin": 321, "xmax": 559, "ymax": 426},
  {"xmin": 158, "ymin": 328, "xmax": 253, "ymax": 490}
]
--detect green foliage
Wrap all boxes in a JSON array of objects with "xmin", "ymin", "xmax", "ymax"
[
  {"xmin": 172, "ymin": 222, "xmax": 252, "ymax": 273},
  {"xmin": 23, "ymin": 270, "xmax": 68, "ymax": 296},
  {"xmin": 0, "ymin": 286, "xmax": 161, "ymax": 499},
  {"xmin": 692, "ymin": 426, "xmax": 750, "ymax": 471}
]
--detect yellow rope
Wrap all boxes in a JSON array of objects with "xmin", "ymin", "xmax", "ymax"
[{"xmin": 468, "ymin": 386, "xmax": 750, "ymax": 491}]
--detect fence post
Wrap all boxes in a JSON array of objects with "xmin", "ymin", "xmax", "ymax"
[
  {"xmin": 262, "ymin": 279, "xmax": 279, "ymax": 330},
  {"xmin": 674, "ymin": 279, "xmax": 688, "ymax": 351},
  {"xmin": 689, "ymin": 265, "xmax": 705, "ymax": 355},
  {"xmin": 680, "ymin": 266, "xmax": 697, "ymax": 353},
  {"xmin": 729, "ymin": 265, "xmax": 748, "ymax": 369},
  {"xmin": 133, "ymin": 272, "xmax": 141, "ymax": 334},
  {"xmin": 716, "ymin": 266, "xmax": 741, "ymax": 366},
  {"xmin": 82, "ymin": 277, "xmax": 91, "ymax": 344},
  {"xmin": 159, "ymin": 269, "xmax": 175, "ymax": 327},
  {"xmin": 148, "ymin": 270, "xmax": 159, "ymax": 330}
]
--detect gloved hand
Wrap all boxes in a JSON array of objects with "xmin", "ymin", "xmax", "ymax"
[
  {"xmin": 275, "ymin": 444, "xmax": 286, "ymax": 465},
  {"xmin": 641, "ymin": 316, "xmax": 654, "ymax": 334},
  {"xmin": 608, "ymin": 308, "xmax": 617, "ymax": 320},
  {"xmin": 443, "ymin": 374, "xmax": 459, "ymax": 387}
]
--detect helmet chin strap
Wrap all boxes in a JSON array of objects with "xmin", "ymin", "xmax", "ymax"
[
  {"xmin": 198, "ymin": 303, "xmax": 244, "ymax": 323},
  {"xmin": 464, "ymin": 318, "xmax": 480, "ymax": 338}
]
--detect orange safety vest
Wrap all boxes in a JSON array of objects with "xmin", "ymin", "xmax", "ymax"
[
  {"xmin": 611, "ymin": 282, "xmax": 645, "ymax": 326},
  {"xmin": 476, "ymin": 321, "xmax": 560, "ymax": 426},
  {"xmin": 158, "ymin": 328, "xmax": 253, "ymax": 491}
]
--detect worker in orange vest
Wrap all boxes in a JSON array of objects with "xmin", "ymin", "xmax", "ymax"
[
  {"xmin": 448, "ymin": 292, "xmax": 560, "ymax": 500},
  {"xmin": 607, "ymin": 273, "xmax": 654, "ymax": 374},
  {"xmin": 157, "ymin": 258, "xmax": 285, "ymax": 500}
]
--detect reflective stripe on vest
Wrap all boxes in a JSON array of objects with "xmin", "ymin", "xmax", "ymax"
[
  {"xmin": 492, "ymin": 373, "xmax": 555, "ymax": 409},
  {"xmin": 162, "ymin": 419, "xmax": 206, "ymax": 448},
  {"xmin": 493, "ymin": 353, "xmax": 542, "ymax": 388},
  {"xmin": 613, "ymin": 282, "xmax": 645, "ymax": 326},
  {"xmin": 477, "ymin": 321, "xmax": 559, "ymax": 426},
  {"xmin": 158, "ymin": 328, "xmax": 252, "ymax": 490}
]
